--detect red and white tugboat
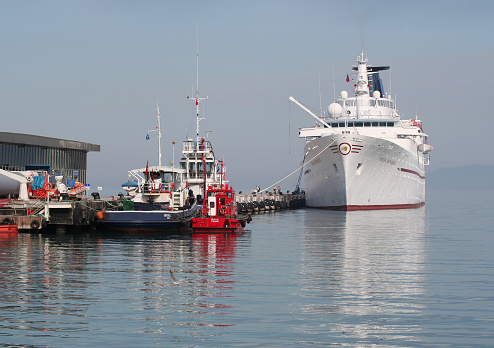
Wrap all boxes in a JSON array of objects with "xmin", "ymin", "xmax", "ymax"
[{"xmin": 192, "ymin": 162, "xmax": 251, "ymax": 233}]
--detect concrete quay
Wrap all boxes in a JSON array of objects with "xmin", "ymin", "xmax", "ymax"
[
  {"xmin": 236, "ymin": 192, "xmax": 305, "ymax": 214},
  {"xmin": 0, "ymin": 197, "xmax": 117, "ymax": 232}
]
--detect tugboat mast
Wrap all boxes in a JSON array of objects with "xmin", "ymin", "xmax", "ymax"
[
  {"xmin": 192, "ymin": 34, "xmax": 207, "ymax": 145},
  {"xmin": 157, "ymin": 104, "xmax": 162, "ymax": 167},
  {"xmin": 185, "ymin": 32, "xmax": 210, "ymax": 197}
]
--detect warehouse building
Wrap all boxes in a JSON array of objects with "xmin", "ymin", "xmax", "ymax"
[{"xmin": 0, "ymin": 132, "xmax": 100, "ymax": 184}]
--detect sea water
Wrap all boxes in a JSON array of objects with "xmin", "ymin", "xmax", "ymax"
[{"xmin": 0, "ymin": 189, "xmax": 492, "ymax": 347}]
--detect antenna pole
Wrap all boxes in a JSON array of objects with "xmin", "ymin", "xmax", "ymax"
[
  {"xmin": 332, "ymin": 63, "xmax": 335, "ymax": 102},
  {"xmin": 147, "ymin": 102, "xmax": 162, "ymax": 166},
  {"xmin": 157, "ymin": 103, "xmax": 162, "ymax": 167},
  {"xmin": 318, "ymin": 72, "xmax": 322, "ymax": 117},
  {"xmin": 191, "ymin": 28, "xmax": 207, "ymax": 146},
  {"xmin": 196, "ymin": 31, "xmax": 199, "ymax": 140}
]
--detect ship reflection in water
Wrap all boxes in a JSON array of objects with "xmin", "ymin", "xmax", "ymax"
[
  {"xmin": 0, "ymin": 207, "xmax": 435, "ymax": 347},
  {"xmin": 298, "ymin": 207, "xmax": 427, "ymax": 343},
  {"xmin": 0, "ymin": 230, "xmax": 249, "ymax": 346}
]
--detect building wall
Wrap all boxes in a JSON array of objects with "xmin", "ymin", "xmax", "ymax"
[{"xmin": 0, "ymin": 133, "xmax": 99, "ymax": 185}]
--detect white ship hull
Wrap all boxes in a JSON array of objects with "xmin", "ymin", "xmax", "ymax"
[
  {"xmin": 303, "ymin": 134, "xmax": 426, "ymax": 210},
  {"xmin": 293, "ymin": 53, "xmax": 432, "ymax": 210}
]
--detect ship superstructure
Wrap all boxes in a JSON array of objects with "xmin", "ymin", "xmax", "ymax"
[{"xmin": 292, "ymin": 53, "xmax": 432, "ymax": 210}]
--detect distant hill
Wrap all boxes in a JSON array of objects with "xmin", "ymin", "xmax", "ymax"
[{"xmin": 427, "ymin": 165, "xmax": 494, "ymax": 190}]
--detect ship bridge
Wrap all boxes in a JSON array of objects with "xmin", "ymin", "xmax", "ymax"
[{"xmin": 180, "ymin": 139, "xmax": 218, "ymax": 182}]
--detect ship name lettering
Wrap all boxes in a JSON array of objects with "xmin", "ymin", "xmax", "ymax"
[
  {"xmin": 311, "ymin": 157, "xmax": 321, "ymax": 166},
  {"xmin": 379, "ymin": 157, "xmax": 396, "ymax": 165}
]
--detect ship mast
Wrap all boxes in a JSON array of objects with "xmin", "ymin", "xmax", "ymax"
[
  {"xmin": 186, "ymin": 31, "xmax": 209, "ymax": 196},
  {"xmin": 157, "ymin": 104, "xmax": 162, "ymax": 166},
  {"xmin": 355, "ymin": 51, "xmax": 370, "ymax": 120},
  {"xmin": 191, "ymin": 34, "xmax": 207, "ymax": 145},
  {"xmin": 147, "ymin": 102, "xmax": 162, "ymax": 167}
]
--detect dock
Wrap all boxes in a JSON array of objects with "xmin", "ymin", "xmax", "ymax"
[
  {"xmin": 0, "ymin": 196, "xmax": 118, "ymax": 232},
  {"xmin": 0, "ymin": 192, "xmax": 305, "ymax": 232},
  {"xmin": 236, "ymin": 192, "xmax": 305, "ymax": 214}
]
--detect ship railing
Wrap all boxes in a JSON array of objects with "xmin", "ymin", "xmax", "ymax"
[
  {"xmin": 182, "ymin": 140, "xmax": 213, "ymax": 153},
  {"xmin": 182, "ymin": 141, "xmax": 195, "ymax": 152},
  {"xmin": 186, "ymin": 172, "xmax": 215, "ymax": 180},
  {"xmin": 399, "ymin": 119, "xmax": 423, "ymax": 128},
  {"xmin": 142, "ymin": 182, "xmax": 174, "ymax": 193},
  {"xmin": 128, "ymin": 170, "xmax": 145, "ymax": 187}
]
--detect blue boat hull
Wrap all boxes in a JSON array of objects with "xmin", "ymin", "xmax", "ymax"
[{"xmin": 100, "ymin": 203, "xmax": 199, "ymax": 234}]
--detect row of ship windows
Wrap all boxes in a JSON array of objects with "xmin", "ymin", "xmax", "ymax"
[
  {"xmin": 338, "ymin": 99, "xmax": 394, "ymax": 108},
  {"xmin": 329, "ymin": 121, "xmax": 395, "ymax": 128}
]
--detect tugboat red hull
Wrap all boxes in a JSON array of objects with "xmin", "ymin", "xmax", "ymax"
[
  {"xmin": 192, "ymin": 216, "xmax": 247, "ymax": 233},
  {"xmin": 193, "ymin": 169, "xmax": 251, "ymax": 234}
]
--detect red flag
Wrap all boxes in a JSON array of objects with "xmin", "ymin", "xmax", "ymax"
[
  {"xmin": 196, "ymin": 98, "xmax": 198, "ymax": 106},
  {"xmin": 145, "ymin": 161, "xmax": 149, "ymax": 176},
  {"xmin": 346, "ymin": 74, "xmax": 350, "ymax": 83}
]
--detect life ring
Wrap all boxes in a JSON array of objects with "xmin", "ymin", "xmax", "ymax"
[
  {"xmin": 219, "ymin": 207, "xmax": 226, "ymax": 215},
  {"xmin": 1, "ymin": 217, "xmax": 13, "ymax": 225},
  {"xmin": 30, "ymin": 220, "xmax": 40, "ymax": 230},
  {"xmin": 44, "ymin": 183, "xmax": 53, "ymax": 191}
]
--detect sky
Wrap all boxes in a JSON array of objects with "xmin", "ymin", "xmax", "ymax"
[{"xmin": 1, "ymin": 0, "xmax": 493, "ymax": 196}]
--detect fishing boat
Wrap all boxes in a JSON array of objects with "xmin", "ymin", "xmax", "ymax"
[
  {"xmin": 291, "ymin": 52, "xmax": 433, "ymax": 210},
  {"xmin": 98, "ymin": 106, "xmax": 200, "ymax": 234},
  {"xmin": 192, "ymin": 162, "xmax": 251, "ymax": 233},
  {"xmin": 123, "ymin": 48, "xmax": 223, "ymax": 204},
  {"xmin": 98, "ymin": 165, "xmax": 199, "ymax": 233},
  {"xmin": 100, "ymin": 47, "xmax": 224, "ymax": 233}
]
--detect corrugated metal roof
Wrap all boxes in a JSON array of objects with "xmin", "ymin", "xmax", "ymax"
[{"xmin": 0, "ymin": 132, "xmax": 100, "ymax": 152}]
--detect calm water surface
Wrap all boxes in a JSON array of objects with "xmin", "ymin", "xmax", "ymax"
[{"xmin": 0, "ymin": 189, "xmax": 493, "ymax": 347}]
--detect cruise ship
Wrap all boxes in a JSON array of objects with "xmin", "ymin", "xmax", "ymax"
[{"xmin": 291, "ymin": 53, "xmax": 432, "ymax": 210}]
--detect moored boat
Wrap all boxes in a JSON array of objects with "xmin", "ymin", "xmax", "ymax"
[
  {"xmin": 0, "ymin": 222, "xmax": 18, "ymax": 241},
  {"xmin": 100, "ymin": 47, "xmax": 226, "ymax": 233},
  {"xmin": 98, "ymin": 202, "xmax": 198, "ymax": 234},
  {"xmin": 98, "ymin": 162, "xmax": 200, "ymax": 234},
  {"xmin": 291, "ymin": 52, "xmax": 433, "ymax": 210},
  {"xmin": 192, "ymin": 184, "xmax": 251, "ymax": 233},
  {"xmin": 0, "ymin": 224, "xmax": 18, "ymax": 234},
  {"xmin": 192, "ymin": 163, "xmax": 251, "ymax": 233},
  {"xmin": 98, "ymin": 106, "xmax": 200, "ymax": 234}
]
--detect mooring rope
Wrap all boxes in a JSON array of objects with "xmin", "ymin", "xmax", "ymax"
[{"xmin": 259, "ymin": 138, "xmax": 336, "ymax": 193}]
